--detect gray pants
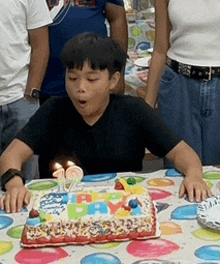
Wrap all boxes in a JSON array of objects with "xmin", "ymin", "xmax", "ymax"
[{"xmin": 0, "ymin": 97, "xmax": 39, "ymax": 181}]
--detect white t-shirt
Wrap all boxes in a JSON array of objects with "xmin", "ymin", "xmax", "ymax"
[
  {"xmin": 167, "ymin": 0, "xmax": 220, "ymax": 66},
  {"xmin": 0, "ymin": 0, "xmax": 52, "ymax": 106}
]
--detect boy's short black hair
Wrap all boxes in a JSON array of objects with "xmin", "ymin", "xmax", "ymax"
[{"xmin": 60, "ymin": 32, "xmax": 128, "ymax": 77}]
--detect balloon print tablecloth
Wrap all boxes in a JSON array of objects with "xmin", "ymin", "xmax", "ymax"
[{"xmin": 1, "ymin": 166, "xmax": 220, "ymax": 264}]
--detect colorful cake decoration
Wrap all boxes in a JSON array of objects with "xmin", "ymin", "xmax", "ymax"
[{"xmin": 21, "ymin": 176, "xmax": 160, "ymax": 247}]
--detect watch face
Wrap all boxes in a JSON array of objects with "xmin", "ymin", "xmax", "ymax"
[{"xmin": 31, "ymin": 89, "xmax": 40, "ymax": 99}]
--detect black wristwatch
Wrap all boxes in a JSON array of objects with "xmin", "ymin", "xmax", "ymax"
[
  {"xmin": 1, "ymin": 169, "xmax": 26, "ymax": 192},
  {"xmin": 29, "ymin": 88, "xmax": 40, "ymax": 99},
  {"xmin": 30, "ymin": 88, "xmax": 40, "ymax": 99}
]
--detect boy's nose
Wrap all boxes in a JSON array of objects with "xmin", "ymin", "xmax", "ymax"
[{"xmin": 78, "ymin": 80, "xmax": 87, "ymax": 92}]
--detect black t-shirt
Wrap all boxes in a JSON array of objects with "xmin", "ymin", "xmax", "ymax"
[{"xmin": 17, "ymin": 95, "xmax": 181, "ymax": 178}]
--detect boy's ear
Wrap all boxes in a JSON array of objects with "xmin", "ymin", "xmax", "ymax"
[{"xmin": 109, "ymin": 71, "xmax": 121, "ymax": 91}]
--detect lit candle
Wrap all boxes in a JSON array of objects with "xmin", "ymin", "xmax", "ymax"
[
  {"xmin": 66, "ymin": 161, "xmax": 84, "ymax": 192},
  {"xmin": 53, "ymin": 163, "xmax": 66, "ymax": 193}
]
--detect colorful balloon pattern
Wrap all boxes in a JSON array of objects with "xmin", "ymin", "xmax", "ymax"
[
  {"xmin": 7, "ymin": 225, "xmax": 24, "ymax": 239},
  {"xmin": 171, "ymin": 205, "xmax": 198, "ymax": 220},
  {"xmin": 203, "ymin": 171, "xmax": 220, "ymax": 180},
  {"xmin": 195, "ymin": 245, "xmax": 220, "ymax": 260},
  {"xmin": 147, "ymin": 178, "xmax": 174, "ymax": 187},
  {"xmin": 148, "ymin": 188, "xmax": 172, "ymax": 200},
  {"xmin": 0, "ymin": 216, "xmax": 13, "ymax": 230},
  {"xmin": 160, "ymin": 221, "xmax": 183, "ymax": 236},
  {"xmin": 81, "ymin": 253, "xmax": 121, "ymax": 264},
  {"xmin": 127, "ymin": 239, "xmax": 180, "ymax": 258},
  {"xmin": 165, "ymin": 169, "xmax": 182, "ymax": 177},
  {"xmin": 192, "ymin": 227, "xmax": 220, "ymax": 241},
  {"xmin": 15, "ymin": 247, "xmax": 69, "ymax": 264},
  {"xmin": 0, "ymin": 241, "xmax": 13, "ymax": 256}
]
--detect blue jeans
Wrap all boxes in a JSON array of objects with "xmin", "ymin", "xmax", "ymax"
[
  {"xmin": 0, "ymin": 97, "xmax": 39, "ymax": 180},
  {"xmin": 158, "ymin": 66, "xmax": 220, "ymax": 167}
]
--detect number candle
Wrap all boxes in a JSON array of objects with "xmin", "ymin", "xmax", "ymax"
[
  {"xmin": 52, "ymin": 163, "xmax": 66, "ymax": 193},
  {"xmin": 66, "ymin": 161, "xmax": 84, "ymax": 192}
]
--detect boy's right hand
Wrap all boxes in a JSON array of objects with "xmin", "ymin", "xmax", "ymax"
[{"xmin": 0, "ymin": 176, "xmax": 31, "ymax": 213}]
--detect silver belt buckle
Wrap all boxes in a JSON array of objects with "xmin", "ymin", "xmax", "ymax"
[{"xmin": 204, "ymin": 66, "xmax": 212, "ymax": 82}]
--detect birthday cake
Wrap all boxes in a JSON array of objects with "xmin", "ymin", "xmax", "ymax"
[{"xmin": 21, "ymin": 178, "xmax": 160, "ymax": 247}]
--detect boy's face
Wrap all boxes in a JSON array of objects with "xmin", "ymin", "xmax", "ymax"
[{"xmin": 66, "ymin": 62, "xmax": 120, "ymax": 125}]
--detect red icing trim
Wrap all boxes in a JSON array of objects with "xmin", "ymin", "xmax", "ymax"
[
  {"xmin": 51, "ymin": 236, "xmax": 65, "ymax": 243},
  {"xmin": 75, "ymin": 236, "xmax": 88, "ymax": 243}
]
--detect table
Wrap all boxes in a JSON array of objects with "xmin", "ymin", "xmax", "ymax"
[{"xmin": 1, "ymin": 166, "xmax": 220, "ymax": 263}]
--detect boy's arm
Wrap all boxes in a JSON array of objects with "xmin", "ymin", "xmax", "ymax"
[
  {"xmin": 166, "ymin": 141, "xmax": 212, "ymax": 202},
  {"xmin": 105, "ymin": 3, "xmax": 128, "ymax": 94},
  {"xmin": 0, "ymin": 139, "xmax": 34, "ymax": 213}
]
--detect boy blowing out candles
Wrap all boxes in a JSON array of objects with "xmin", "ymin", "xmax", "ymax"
[{"xmin": 0, "ymin": 32, "xmax": 211, "ymax": 213}]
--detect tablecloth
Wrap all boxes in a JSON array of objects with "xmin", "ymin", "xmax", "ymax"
[{"xmin": 0, "ymin": 166, "xmax": 220, "ymax": 264}]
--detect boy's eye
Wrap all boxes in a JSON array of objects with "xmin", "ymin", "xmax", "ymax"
[
  {"xmin": 88, "ymin": 78, "xmax": 98, "ymax": 82},
  {"xmin": 69, "ymin": 77, "xmax": 77, "ymax": 81}
]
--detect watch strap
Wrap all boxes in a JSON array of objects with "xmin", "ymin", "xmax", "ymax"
[{"xmin": 1, "ymin": 169, "xmax": 25, "ymax": 192}]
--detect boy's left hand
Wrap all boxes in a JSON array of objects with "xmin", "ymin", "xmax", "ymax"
[{"xmin": 179, "ymin": 175, "xmax": 212, "ymax": 203}]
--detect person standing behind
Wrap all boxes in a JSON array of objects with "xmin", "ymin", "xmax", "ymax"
[
  {"xmin": 141, "ymin": 0, "xmax": 220, "ymax": 166},
  {"xmin": 40, "ymin": 0, "xmax": 128, "ymax": 105},
  {"xmin": 0, "ymin": 0, "xmax": 52, "ymax": 180}
]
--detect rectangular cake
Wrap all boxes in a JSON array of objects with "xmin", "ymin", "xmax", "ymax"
[{"xmin": 21, "ymin": 178, "xmax": 160, "ymax": 247}]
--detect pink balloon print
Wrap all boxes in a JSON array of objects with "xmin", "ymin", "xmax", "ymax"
[
  {"xmin": 148, "ymin": 188, "xmax": 172, "ymax": 201},
  {"xmin": 15, "ymin": 247, "xmax": 68, "ymax": 264},
  {"xmin": 127, "ymin": 238, "xmax": 180, "ymax": 258}
]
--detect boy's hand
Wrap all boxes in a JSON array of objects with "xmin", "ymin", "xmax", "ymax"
[
  {"xmin": 179, "ymin": 175, "xmax": 212, "ymax": 203},
  {"xmin": 0, "ymin": 176, "xmax": 31, "ymax": 213}
]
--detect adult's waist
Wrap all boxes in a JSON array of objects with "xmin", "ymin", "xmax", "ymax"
[{"xmin": 166, "ymin": 57, "xmax": 220, "ymax": 81}]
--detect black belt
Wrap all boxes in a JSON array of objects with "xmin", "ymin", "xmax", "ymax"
[{"xmin": 166, "ymin": 57, "xmax": 220, "ymax": 81}]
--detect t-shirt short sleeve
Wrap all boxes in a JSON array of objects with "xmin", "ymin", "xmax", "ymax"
[{"xmin": 27, "ymin": 0, "xmax": 52, "ymax": 30}]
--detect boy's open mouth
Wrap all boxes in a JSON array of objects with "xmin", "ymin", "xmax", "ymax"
[{"xmin": 79, "ymin": 100, "xmax": 87, "ymax": 106}]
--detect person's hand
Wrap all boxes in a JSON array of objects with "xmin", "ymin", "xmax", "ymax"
[
  {"xmin": 0, "ymin": 176, "xmax": 31, "ymax": 213},
  {"xmin": 136, "ymin": 87, "xmax": 147, "ymax": 100},
  {"xmin": 179, "ymin": 175, "xmax": 212, "ymax": 203}
]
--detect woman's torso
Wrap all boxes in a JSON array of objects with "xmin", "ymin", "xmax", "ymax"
[{"xmin": 167, "ymin": 0, "xmax": 220, "ymax": 66}]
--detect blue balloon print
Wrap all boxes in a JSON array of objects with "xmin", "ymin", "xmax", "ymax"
[
  {"xmin": 0, "ymin": 216, "xmax": 13, "ymax": 230},
  {"xmin": 81, "ymin": 253, "xmax": 121, "ymax": 264},
  {"xmin": 0, "ymin": 207, "xmax": 27, "ymax": 214},
  {"xmin": 165, "ymin": 169, "xmax": 182, "ymax": 177},
  {"xmin": 171, "ymin": 205, "xmax": 198, "ymax": 220},
  {"xmin": 82, "ymin": 173, "xmax": 117, "ymax": 182},
  {"xmin": 135, "ymin": 42, "xmax": 151, "ymax": 51},
  {"xmin": 195, "ymin": 245, "xmax": 220, "ymax": 260}
]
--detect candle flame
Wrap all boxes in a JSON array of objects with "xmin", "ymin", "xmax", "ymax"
[
  {"xmin": 54, "ymin": 162, "xmax": 63, "ymax": 170},
  {"xmin": 67, "ymin": 161, "xmax": 75, "ymax": 167}
]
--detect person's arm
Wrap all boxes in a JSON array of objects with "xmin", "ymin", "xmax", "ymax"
[
  {"xmin": 0, "ymin": 139, "xmax": 34, "ymax": 213},
  {"xmin": 25, "ymin": 26, "xmax": 50, "ymax": 100},
  {"xmin": 166, "ymin": 141, "xmax": 212, "ymax": 202},
  {"xmin": 137, "ymin": 0, "xmax": 171, "ymax": 106},
  {"xmin": 105, "ymin": 3, "xmax": 128, "ymax": 94}
]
